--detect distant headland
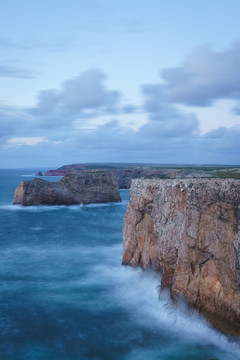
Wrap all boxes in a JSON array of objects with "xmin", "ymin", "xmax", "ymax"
[{"xmin": 35, "ymin": 163, "xmax": 240, "ymax": 189}]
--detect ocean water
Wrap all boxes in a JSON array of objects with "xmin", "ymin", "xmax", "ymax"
[{"xmin": 0, "ymin": 169, "xmax": 240, "ymax": 360}]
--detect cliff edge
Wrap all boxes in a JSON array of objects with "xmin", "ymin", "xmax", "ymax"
[
  {"xmin": 122, "ymin": 178, "xmax": 240, "ymax": 335},
  {"xmin": 13, "ymin": 172, "xmax": 121, "ymax": 206}
]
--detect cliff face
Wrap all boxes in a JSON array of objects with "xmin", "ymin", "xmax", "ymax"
[
  {"xmin": 42, "ymin": 167, "xmax": 175, "ymax": 187},
  {"xmin": 114, "ymin": 168, "xmax": 173, "ymax": 189},
  {"xmin": 41, "ymin": 163, "xmax": 214, "ymax": 188},
  {"xmin": 14, "ymin": 172, "xmax": 121, "ymax": 206},
  {"xmin": 122, "ymin": 179, "xmax": 240, "ymax": 335}
]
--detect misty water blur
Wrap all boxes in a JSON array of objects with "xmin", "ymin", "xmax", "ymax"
[{"xmin": 0, "ymin": 169, "xmax": 239, "ymax": 360}]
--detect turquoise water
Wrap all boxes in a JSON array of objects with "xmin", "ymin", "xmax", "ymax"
[{"xmin": 0, "ymin": 169, "xmax": 239, "ymax": 360}]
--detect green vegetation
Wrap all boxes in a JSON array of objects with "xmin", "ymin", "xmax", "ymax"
[{"xmin": 213, "ymin": 171, "xmax": 240, "ymax": 179}]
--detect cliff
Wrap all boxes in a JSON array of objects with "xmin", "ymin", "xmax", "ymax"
[
  {"xmin": 13, "ymin": 172, "xmax": 121, "ymax": 206},
  {"xmin": 122, "ymin": 178, "xmax": 240, "ymax": 336},
  {"xmin": 113, "ymin": 168, "xmax": 174, "ymax": 188},
  {"xmin": 41, "ymin": 163, "xmax": 215, "ymax": 188}
]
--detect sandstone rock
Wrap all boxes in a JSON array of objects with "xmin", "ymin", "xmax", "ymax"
[
  {"xmin": 43, "ymin": 164, "xmax": 88, "ymax": 176},
  {"xmin": 43, "ymin": 169, "xmax": 67, "ymax": 176},
  {"xmin": 122, "ymin": 178, "xmax": 240, "ymax": 335},
  {"xmin": 13, "ymin": 172, "xmax": 121, "ymax": 206}
]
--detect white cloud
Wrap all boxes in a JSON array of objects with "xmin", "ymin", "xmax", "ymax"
[{"xmin": 4, "ymin": 137, "xmax": 44, "ymax": 149}]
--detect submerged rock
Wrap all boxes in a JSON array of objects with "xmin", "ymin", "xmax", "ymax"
[
  {"xmin": 13, "ymin": 172, "xmax": 121, "ymax": 206},
  {"xmin": 122, "ymin": 178, "xmax": 240, "ymax": 335}
]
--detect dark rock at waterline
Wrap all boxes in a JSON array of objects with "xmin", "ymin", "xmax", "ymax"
[
  {"xmin": 13, "ymin": 172, "xmax": 121, "ymax": 206},
  {"xmin": 35, "ymin": 170, "xmax": 43, "ymax": 176}
]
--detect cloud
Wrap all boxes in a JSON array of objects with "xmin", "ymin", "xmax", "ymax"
[
  {"xmin": 160, "ymin": 43, "xmax": 240, "ymax": 106},
  {"xmin": 121, "ymin": 104, "xmax": 138, "ymax": 114},
  {"xmin": 142, "ymin": 83, "xmax": 199, "ymax": 136},
  {"xmin": 62, "ymin": 69, "xmax": 120, "ymax": 111},
  {"xmin": 0, "ymin": 36, "xmax": 26, "ymax": 49},
  {"xmin": 0, "ymin": 64, "xmax": 34, "ymax": 78},
  {"xmin": 0, "ymin": 36, "xmax": 72, "ymax": 52},
  {"xmin": 0, "ymin": 107, "xmax": 29, "ymax": 140},
  {"xmin": 1, "ymin": 63, "xmax": 240, "ymax": 167},
  {"xmin": 4, "ymin": 137, "xmax": 44, "ymax": 149},
  {"xmin": 200, "ymin": 126, "xmax": 240, "ymax": 155},
  {"xmin": 31, "ymin": 69, "xmax": 121, "ymax": 127}
]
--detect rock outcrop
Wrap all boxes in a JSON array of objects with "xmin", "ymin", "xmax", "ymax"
[
  {"xmin": 43, "ymin": 164, "xmax": 88, "ymax": 176},
  {"xmin": 43, "ymin": 169, "xmax": 66, "ymax": 176},
  {"xmin": 122, "ymin": 178, "xmax": 240, "ymax": 335},
  {"xmin": 13, "ymin": 172, "xmax": 121, "ymax": 206},
  {"xmin": 113, "ymin": 168, "xmax": 173, "ymax": 189},
  {"xmin": 42, "ymin": 163, "xmax": 215, "ymax": 189}
]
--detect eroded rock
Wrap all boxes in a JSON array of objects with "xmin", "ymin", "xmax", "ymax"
[
  {"xmin": 122, "ymin": 178, "xmax": 240, "ymax": 335},
  {"xmin": 13, "ymin": 172, "xmax": 121, "ymax": 206}
]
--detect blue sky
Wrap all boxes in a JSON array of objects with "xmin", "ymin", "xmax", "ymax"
[{"xmin": 1, "ymin": 0, "xmax": 240, "ymax": 167}]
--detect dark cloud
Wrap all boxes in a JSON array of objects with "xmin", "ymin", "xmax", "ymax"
[
  {"xmin": 59, "ymin": 122, "xmax": 240, "ymax": 164},
  {"xmin": 159, "ymin": 44, "xmax": 240, "ymax": 106},
  {"xmin": 200, "ymin": 126, "xmax": 240, "ymax": 154},
  {"xmin": 1, "ymin": 108, "xmax": 240, "ymax": 165}
]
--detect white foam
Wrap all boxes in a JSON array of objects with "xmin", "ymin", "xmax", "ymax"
[
  {"xmin": 0, "ymin": 200, "xmax": 128, "ymax": 212},
  {"xmin": 85, "ymin": 199, "xmax": 128, "ymax": 207},
  {"xmin": 21, "ymin": 174, "xmax": 36, "ymax": 177},
  {"xmin": 60, "ymin": 244, "xmax": 240, "ymax": 360},
  {"xmin": 30, "ymin": 227, "xmax": 43, "ymax": 231},
  {"xmin": 113, "ymin": 268, "xmax": 240, "ymax": 360},
  {"xmin": 23, "ymin": 239, "xmax": 238, "ymax": 359}
]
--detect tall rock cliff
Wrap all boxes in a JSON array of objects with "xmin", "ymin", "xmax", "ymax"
[
  {"xmin": 13, "ymin": 172, "xmax": 121, "ymax": 206},
  {"xmin": 122, "ymin": 179, "xmax": 240, "ymax": 335}
]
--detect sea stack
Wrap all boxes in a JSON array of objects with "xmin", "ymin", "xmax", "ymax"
[
  {"xmin": 122, "ymin": 178, "xmax": 240, "ymax": 335},
  {"xmin": 13, "ymin": 172, "xmax": 121, "ymax": 206}
]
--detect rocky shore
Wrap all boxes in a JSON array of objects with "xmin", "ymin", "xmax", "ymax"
[
  {"xmin": 122, "ymin": 178, "xmax": 240, "ymax": 335},
  {"xmin": 13, "ymin": 172, "xmax": 121, "ymax": 206}
]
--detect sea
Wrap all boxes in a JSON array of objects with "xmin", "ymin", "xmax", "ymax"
[{"xmin": 0, "ymin": 169, "xmax": 240, "ymax": 360}]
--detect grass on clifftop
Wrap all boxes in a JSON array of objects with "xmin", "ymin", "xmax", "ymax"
[{"xmin": 213, "ymin": 171, "xmax": 240, "ymax": 179}]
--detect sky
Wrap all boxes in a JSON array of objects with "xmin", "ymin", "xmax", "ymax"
[{"xmin": 1, "ymin": 0, "xmax": 240, "ymax": 168}]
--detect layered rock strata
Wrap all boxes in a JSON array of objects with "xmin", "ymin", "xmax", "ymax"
[
  {"xmin": 13, "ymin": 172, "xmax": 121, "ymax": 206},
  {"xmin": 122, "ymin": 178, "xmax": 240, "ymax": 335},
  {"xmin": 42, "ymin": 164, "xmax": 213, "ymax": 189}
]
